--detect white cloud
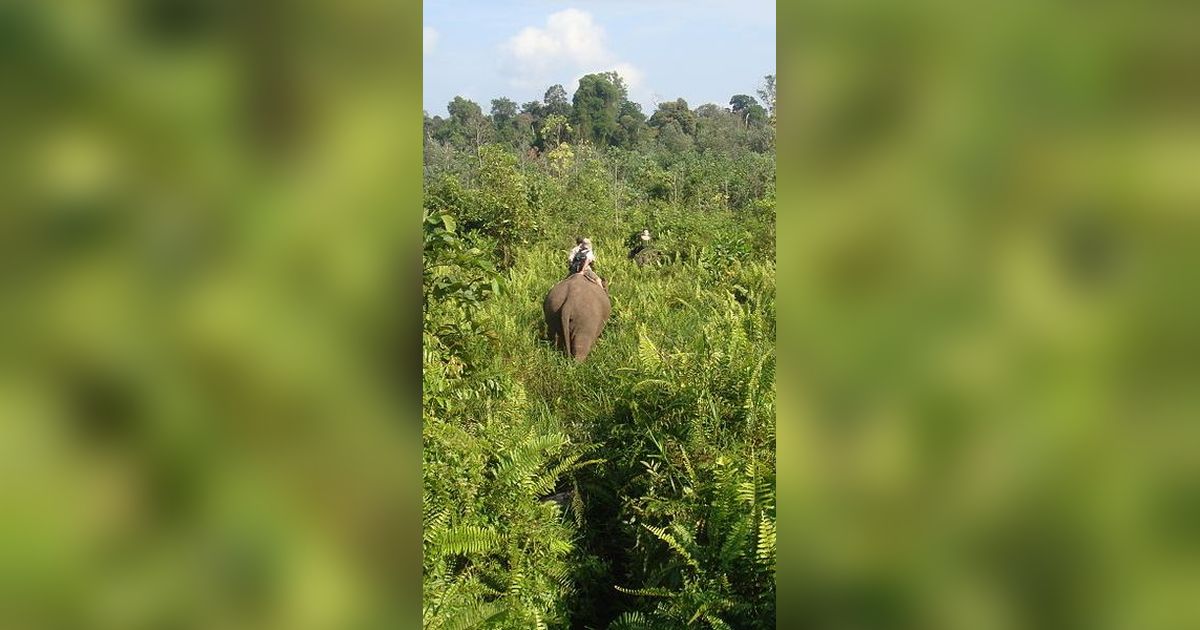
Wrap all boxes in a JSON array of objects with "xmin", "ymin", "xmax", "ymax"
[
  {"xmin": 501, "ymin": 9, "xmax": 644, "ymax": 95},
  {"xmin": 424, "ymin": 26, "xmax": 439, "ymax": 56},
  {"xmin": 610, "ymin": 62, "xmax": 644, "ymax": 91}
]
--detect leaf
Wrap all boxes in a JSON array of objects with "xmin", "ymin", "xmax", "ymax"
[
  {"xmin": 757, "ymin": 513, "xmax": 776, "ymax": 567},
  {"xmin": 636, "ymin": 325, "xmax": 661, "ymax": 372},
  {"xmin": 614, "ymin": 585, "xmax": 676, "ymax": 598},
  {"xmin": 438, "ymin": 601, "xmax": 506, "ymax": 630},
  {"xmin": 643, "ymin": 523, "xmax": 700, "ymax": 569},
  {"xmin": 430, "ymin": 525, "xmax": 502, "ymax": 557}
]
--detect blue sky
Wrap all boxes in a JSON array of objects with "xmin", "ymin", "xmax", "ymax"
[{"xmin": 424, "ymin": 0, "xmax": 775, "ymax": 117}]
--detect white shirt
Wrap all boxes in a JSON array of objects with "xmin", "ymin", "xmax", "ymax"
[{"xmin": 567, "ymin": 245, "xmax": 596, "ymax": 265}]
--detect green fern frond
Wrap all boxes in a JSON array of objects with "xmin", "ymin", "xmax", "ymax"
[
  {"xmin": 737, "ymin": 478, "xmax": 758, "ymax": 506},
  {"xmin": 508, "ymin": 566, "xmax": 525, "ymax": 596},
  {"xmin": 529, "ymin": 454, "xmax": 605, "ymax": 497},
  {"xmin": 758, "ymin": 476, "xmax": 775, "ymax": 510},
  {"xmin": 726, "ymin": 313, "xmax": 748, "ymax": 354},
  {"xmin": 704, "ymin": 612, "xmax": 734, "ymax": 630},
  {"xmin": 431, "ymin": 525, "xmax": 502, "ymax": 557},
  {"xmin": 529, "ymin": 451, "xmax": 582, "ymax": 496},
  {"xmin": 743, "ymin": 352, "xmax": 767, "ymax": 417},
  {"xmin": 548, "ymin": 538, "xmax": 573, "ymax": 555},
  {"xmin": 437, "ymin": 600, "xmax": 506, "ymax": 630},
  {"xmin": 492, "ymin": 431, "xmax": 567, "ymax": 490},
  {"xmin": 424, "ymin": 508, "xmax": 451, "ymax": 544},
  {"xmin": 571, "ymin": 479, "xmax": 586, "ymax": 528},
  {"xmin": 756, "ymin": 513, "xmax": 776, "ymax": 567},
  {"xmin": 614, "ymin": 584, "xmax": 677, "ymax": 598},
  {"xmin": 676, "ymin": 443, "xmax": 697, "ymax": 485},
  {"xmin": 608, "ymin": 611, "xmax": 654, "ymax": 630},
  {"xmin": 643, "ymin": 523, "xmax": 700, "ymax": 569},
  {"xmin": 717, "ymin": 515, "xmax": 753, "ymax": 569}
]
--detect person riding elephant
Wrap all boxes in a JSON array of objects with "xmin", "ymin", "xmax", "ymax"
[
  {"xmin": 627, "ymin": 229, "xmax": 652, "ymax": 258},
  {"xmin": 567, "ymin": 236, "xmax": 602, "ymax": 286},
  {"xmin": 627, "ymin": 228, "xmax": 660, "ymax": 267},
  {"xmin": 544, "ymin": 272, "xmax": 611, "ymax": 362}
]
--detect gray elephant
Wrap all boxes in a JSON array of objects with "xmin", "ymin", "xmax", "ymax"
[
  {"xmin": 627, "ymin": 229, "xmax": 661, "ymax": 267},
  {"xmin": 543, "ymin": 274, "xmax": 611, "ymax": 362}
]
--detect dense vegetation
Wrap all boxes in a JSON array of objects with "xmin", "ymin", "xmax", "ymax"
[{"xmin": 423, "ymin": 73, "xmax": 776, "ymax": 628}]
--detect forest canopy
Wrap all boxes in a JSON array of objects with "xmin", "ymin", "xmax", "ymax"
[{"xmin": 425, "ymin": 73, "xmax": 776, "ymax": 156}]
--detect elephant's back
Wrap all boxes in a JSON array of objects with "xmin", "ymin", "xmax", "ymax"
[
  {"xmin": 543, "ymin": 277, "xmax": 573, "ymax": 314},
  {"xmin": 571, "ymin": 279, "xmax": 611, "ymax": 319},
  {"xmin": 544, "ymin": 276, "xmax": 609, "ymax": 313}
]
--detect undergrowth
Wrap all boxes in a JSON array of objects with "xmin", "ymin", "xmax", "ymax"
[{"xmin": 424, "ymin": 141, "xmax": 774, "ymax": 629}]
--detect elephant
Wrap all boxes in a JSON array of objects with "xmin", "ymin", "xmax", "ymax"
[
  {"xmin": 543, "ymin": 274, "xmax": 611, "ymax": 362},
  {"xmin": 627, "ymin": 228, "xmax": 660, "ymax": 267}
]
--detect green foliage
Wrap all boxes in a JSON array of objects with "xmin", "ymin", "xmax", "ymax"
[
  {"xmin": 427, "ymin": 76, "xmax": 776, "ymax": 158},
  {"xmin": 649, "ymin": 99, "xmax": 698, "ymax": 136},
  {"xmin": 756, "ymin": 75, "xmax": 776, "ymax": 122},
  {"xmin": 490, "ymin": 97, "xmax": 531, "ymax": 151},
  {"xmin": 571, "ymin": 73, "xmax": 626, "ymax": 147},
  {"xmin": 542, "ymin": 84, "xmax": 572, "ymax": 119},
  {"xmin": 424, "ymin": 94, "xmax": 776, "ymax": 628},
  {"xmin": 539, "ymin": 114, "xmax": 572, "ymax": 151},
  {"xmin": 437, "ymin": 96, "xmax": 494, "ymax": 151}
]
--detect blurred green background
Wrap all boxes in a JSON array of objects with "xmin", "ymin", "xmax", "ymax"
[
  {"xmin": 3, "ymin": 0, "xmax": 1199, "ymax": 628},
  {"xmin": 0, "ymin": 0, "xmax": 422, "ymax": 627},
  {"xmin": 777, "ymin": 0, "xmax": 1200, "ymax": 628}
]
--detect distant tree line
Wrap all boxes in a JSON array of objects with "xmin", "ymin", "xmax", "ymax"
[{"xmin": 424, "ymin": 72, "xmax": 776, "ymax": 156}]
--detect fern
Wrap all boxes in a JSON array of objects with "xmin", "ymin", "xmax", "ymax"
[
  {"xmin": 529, "ymin": 454, "xmax": 605, "ymax": 498},
  {"xmin": 608, "ymin": 611, "xmax": 654, "ymax": 630},
  {"xmin": 431, "ymin": 525, "xmax": 502, "ymax": 557},
  {"xmin": 614, "ymin": 585, "xmax": 677, "ymax": 598},
  {"xmin": 437, "ymin": 601, "xmax": 506, "ymax": 630},
  {"xmin": 570, "ymin": 478, "xmax": 586, "ymax": 528},
  {"xmin": 643, "ymin": 523, "xmax": 700, "ymax": 570},
  {"xmin": 491, "ymin": 430, "xmax": 567, "ymax": 490},
  {"xmin": 425, "ymin": 145, "xmax": 776, "ymax": 628},
  {"xmin": 424, "ymin": 507, "xmax": 451, "ymax": 544},
  {"xmin": 756, "ymin": 512, "xmax": 776, "ymax": 567}
]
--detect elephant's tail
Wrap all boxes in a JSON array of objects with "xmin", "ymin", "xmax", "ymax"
[{"xmin": 560, "ymin": 305, "xmax": 574, "ymax": 358}]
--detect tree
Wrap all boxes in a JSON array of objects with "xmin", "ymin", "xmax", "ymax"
[
  {"xmin": 757, "ymin": 74, "xmax": 776, "ymax": 123},
  {"xmin": 656, "ymin": 121, "xmax": 694, "ymax": 153},
  {"xmin": 470, "ymin": 144, "xmax": 533, "ymax": 266},
  {"xmin": 435, "ymin": 96, "xmax": 493, "ymax": 150},
  {"xmin": 491, "ymin": 97, "xmax": 529, "ymax": 150},
  {"xmin": 521, "ymin": 100, "xmax": 544, "ymax": 118},
  {"xmin": 424, "ymin": 111, "xmax": 444, "ymax": 144},
  {"xmin": 729, "ymin": 94, "xmax": 767, "ymax": 127},
  {"xmin": 543, "ymin": 84, "xmax": 572, "ymax": 118},
  {"xmin": 614, "ymin": 100, "xmax": 647, "ymax": 149},
  {"xmin": 599, "ymin": 71, "xmax": 629, "ymax": 101},
  {"xmin": 519, "ymin": 101, "xmax": 547, "ymax": 150},
  {"xmin": 648, "ymin": 98, "xmax": 697, "ymax": 136},
  {"xmin": 539, "ymin": 113, "xmax": 571, "ymax": 149},
  {"xmin": 491, "ymin": 97, "xmax": 517, "ymax": 124},
  {"xmin": 571, "ymin": 73, "xmax": 625, "ymax": 146},
  {"xmin": 694, "ymin": 104, "xmax": 740, "ymax": 154},
  {"xmin": 514, "ymin": 112, "xmax": 536, "ymax": 152}
]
